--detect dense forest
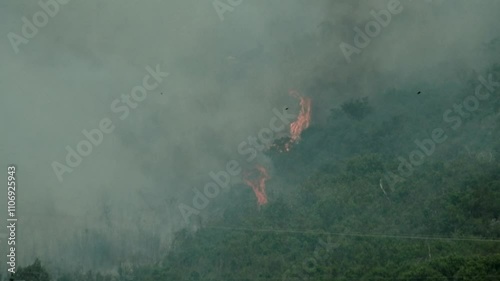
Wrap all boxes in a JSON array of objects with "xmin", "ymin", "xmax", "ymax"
[{"xmin": 8, "ymin": 63, "xmax": 500, "ymax": 280}]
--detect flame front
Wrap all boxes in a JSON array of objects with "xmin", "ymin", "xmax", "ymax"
[
  {"xmin": 243, "ymin": 90, "xmax": 310, "ymax": 205},
  {"xmin": 243, "ymin": 165, "xmax": 270, "ymax": 206},
  {"xmin": 285, "ymin": 90, "xmax": 312, "ymax": 151}
]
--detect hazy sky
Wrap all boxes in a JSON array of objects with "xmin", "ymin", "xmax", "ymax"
[{"xmin": 1, "ymin": 0, "xmax": 499, "ymax": 272}]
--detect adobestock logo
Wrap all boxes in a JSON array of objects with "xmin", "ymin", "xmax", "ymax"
[
  {"xmin": 7, "ymin": 0, "xmax": 71, "ymax": 54},
  {"xmin": 383, "ymin": 73, "xmax": 500, "ymax": 190},
  {"xmin": 282, "ymin": 236, "xmax": 339, "ymax": 281},
  {"xmin": 213, "ymin": 0, "xmax": 243, "ymax": 21},
  {"xmin": 51, "ymin": 65, "xmax": 170, "ymax": 183},
  {"xmin": 340, "ymin": 0, "xmax": 403, "ymax": 63},
  {"xmin": 178, "ymin": 107, "xmax": 297, "ymax": 224}
]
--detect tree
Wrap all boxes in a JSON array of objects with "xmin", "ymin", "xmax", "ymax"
[
  {"xmin": 14, "ymin": 258, "xmax": 50, "ymax": 281},
  {"xmin": 340, "ymin": 97, "xmax": 373, "ymax": 121}
]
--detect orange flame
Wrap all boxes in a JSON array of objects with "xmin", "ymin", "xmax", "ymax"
[
  {"xmin": 285, "ymin": 90, "xmax": 311, "ymax": 151},
  {"xmin": 243, "ymin": 165, "xmax": 270, "ymax": 206}
]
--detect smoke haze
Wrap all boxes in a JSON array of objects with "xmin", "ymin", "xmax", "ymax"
[{"xmin": 1, "ymin": 0, "xmax": 499, "ymax": 274}]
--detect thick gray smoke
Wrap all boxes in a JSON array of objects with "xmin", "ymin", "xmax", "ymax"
[{"xmin": 0, "ymin": 0, "xmax": 499, "ymax": 273}]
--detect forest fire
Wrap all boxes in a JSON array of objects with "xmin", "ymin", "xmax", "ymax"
[
  {"xmin": 285, "ymin": 90, "xmax": 312, "ymax": 151},
  {"xmin": 243, "ymin": 165, "xmax": 270, "ymax": 206},
  {"xmin": 244, "ymin": 90, "xmax": 310, "ymax": 205}
]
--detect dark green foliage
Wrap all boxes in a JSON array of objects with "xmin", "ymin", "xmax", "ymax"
[
  {"xmin": 341, "ymin": 97, "xmax": 373, "ymax": 121},
  {"xmin": 27, "ymin": 59, "xmax": 500, "ymax": 281},
  {"xmin": 401, "ymin": 254, "xmax": 500, "ymax": 280},
  {"xmin": 14, "ymin": 259, "xmax": 50, "ymax": 281}
]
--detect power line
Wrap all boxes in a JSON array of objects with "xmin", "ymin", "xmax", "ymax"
[{"xmin": 205, "ymin": 226, "xmax": 500, "ymax": 243}]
